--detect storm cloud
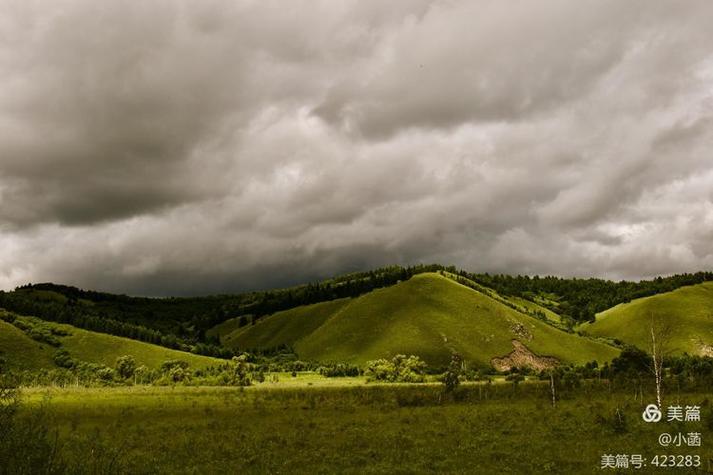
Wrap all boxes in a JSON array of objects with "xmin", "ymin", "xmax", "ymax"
[{"xmin": 1, "ymin": 0, "xmax": 712, "ymax": 295}]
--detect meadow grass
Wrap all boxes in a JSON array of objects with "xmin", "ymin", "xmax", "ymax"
[{"xmin": 18, "ymin": 381, "xmax": 713, "ymax": 474}]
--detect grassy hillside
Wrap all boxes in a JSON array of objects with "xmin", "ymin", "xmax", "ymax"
[
  {"xmin": 220, "ymin": 273, "xmax": 618, "ymax": 368},
  {"xmin": 439, "ymin": 271, "xmax": 564, "ymax": 326},
  {"xmin": 581, "ymin": 282, "xmax": 713, "ymax": 355},
  {"xmin": 510, "ymin": 296, "xmax": 562, "ymax": 324},
  {"xmin": 0, "ymin": 319, "xmax": 56, "ymax": 371},
  {"xmin": 0, "ymin": 313, "xmax": 222, "ymax": 371},
  {"xmin": 58, "ymin": 321, "xmax": 223, "ymax": 369},
  {"xmin": 0, "ymin": 265, "xmax": 448, "ymax": 346},
  {"xmin": 211, "ymin": 299, "xmax": 350, "ymax": 350}
]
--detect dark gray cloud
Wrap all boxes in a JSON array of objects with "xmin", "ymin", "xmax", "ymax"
[{"xmin": 1, "ymin": 0, "xmax": 712, "ymax": 295}]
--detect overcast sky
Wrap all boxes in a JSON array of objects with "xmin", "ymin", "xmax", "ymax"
[{"xmin": 1, "ymin": 0, "xmax": 712, "ymax": 295}]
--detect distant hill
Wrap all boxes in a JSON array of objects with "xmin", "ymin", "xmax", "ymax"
[
  {"xmin": 4, "ymin": 265, "xmax": 712, "ymax": 370},
  {"xmin": 580, "ymin": 282, "xmax": 713, "ymax": 356},
  {"xmin": 470, "ymin": 270, "xmax": 713, "ymax": 322},
  {"xmin": 0, "ymin": 311, "xmax": 222, "ymax": 372},
  {"xmin": 3, "ymin": 265, "xmax": 711, "ymax": 359},
  {"xmin": 0, "ymin": 265, "xmax": 447, "ymax": 354},
  {"xmin": 213, "ymin": 273, "xmax": 619, "ymax": 368}
]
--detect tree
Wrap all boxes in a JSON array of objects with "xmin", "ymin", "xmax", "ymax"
[
  {"xmin": 115, "ymin": 355, "xmax": 137, "ymax": 380},
  {"xmin": 442, "ymin": 353, "xmax": 462, "ymax": 394},
  {"xmin": 543, "ymin": 368, "xmax": 560, "ymax": 407},
  {"xmin": 649, "ymin": 313, "xmax": 673, "ymax": 408},
  {"xmin": 562, "ymin": 369, "xmax": 582, "ymax": 391},
  {"xmin": 231, "ymin": 354, "xmax": 252, "ymax": 386}
]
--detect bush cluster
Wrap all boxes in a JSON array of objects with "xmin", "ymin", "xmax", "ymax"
[
  {"xmin": 317, "ymin": 363, "xmax": 361, "ymax": 377},
  {"xmin": 3, "ymin": 315, "xmax": 69, "ymax": 347},
  {"xmin": 365, "ymin": 355, "xmax": 427, "ymax": 383}
]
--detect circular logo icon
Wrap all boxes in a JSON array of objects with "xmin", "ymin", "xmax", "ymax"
[{"xmin": 642, "ymin": 404, "xmax": 662, "ymax": 423}]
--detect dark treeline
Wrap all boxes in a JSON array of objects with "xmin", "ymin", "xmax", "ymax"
[
  {"xmin": 243, "ymin": 264, "xmax": 446, "ymax": 318},
  {"xmin": 591, "ymin": 347, "xmax": 713, "ymax": 394}
]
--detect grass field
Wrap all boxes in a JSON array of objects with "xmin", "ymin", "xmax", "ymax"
[
  {"xmin": 15, "ymin": 383, "xmax": 713, "ymax": 474},
  {"xmin": 581, "ymin": 282, "xmax": 713, "ymax": 356},
  {"xmin": 219, "ymin": 273, "xmax": 618, "ymax": 368},
  {"xmin": 0, "ymin": 315, "xmax": 222, "ymax": 371}
]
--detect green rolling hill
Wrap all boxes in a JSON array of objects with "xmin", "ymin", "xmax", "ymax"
[
  {"xmin": 581, "ymin": 282, "xmax": 713, "ymax": 356},
  {"xmin": 214, "ymin": 273, "xmax": 618, "ymax": 368},
  {"xmin": 209, "ymin": 298, "xmax": 351, "ymax": 350},
  {"xmin": 0, "ymin": 312, "xmax": 222, "ymax": 372},
  {"xmin": 14, "ymin": 269, "xmax": 713, "ymax": 373},
  {"xmin": 0, "ymin": 319, "xmax": 56, "ymax": 371}
]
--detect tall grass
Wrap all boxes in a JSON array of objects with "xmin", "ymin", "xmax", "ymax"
[{"xmin": 14, "ymin": 381, "xmax": 713, "ymax": 474}]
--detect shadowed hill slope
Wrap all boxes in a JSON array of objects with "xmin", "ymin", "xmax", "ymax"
[{"xmin": 0, "ymin": 312, "xmax": 223, "ymax": 371}]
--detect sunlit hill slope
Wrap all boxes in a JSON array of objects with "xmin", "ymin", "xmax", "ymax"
[{"xmin": 213, "ymin": 273, "xmax": 619, "ymax": 368}]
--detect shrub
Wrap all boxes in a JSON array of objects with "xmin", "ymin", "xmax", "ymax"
[
  {"xmin": 133, "ymin": 365, "xmax": 153, "ymax": 385},
  {"xmin": 365, "ymin": 359, "xmax": 395, "ymax": 381},
  {"xmin": 317, "ymin": 363, "xmax": 361, "ymax": 377},
  {"xmin": 29, "ymin": 328, "xmax": 61, "ymax": 347},
  {"xmin": 231, "ymin": 354, "xmax": 252, "ymax": 386},
  {"xmin": 505, "ymin": 373, "xmax": 525, "ymax": 387},
  {"xmin": 53, "ymin": 349, "xmax": 75, "ymax": 369},
  {"xmin": 365, "ymin": 355, "xmax": 426, "ymax": 383},
  {"xmin": 562, "ymin": 371, "xmax": 582, "ymax": 390},
  {"xmin": 0, "ymin": 311, "xmax": 16, "ymax": 324},
  {"xmin": 10, "ymin": 318, "xmax": 62, "ymax": 347},
  {"xmin": 288, "ymin": 360, "xmax": 309, "ymax": 372},
  {"xmin": 168, "ymin": 366, "xmax": 189, "ymax": 384},
  {"xmin": 442, "ymin": 353, "xmax": 462, "ymax": 394},
  {"xmin": 95, "ymin": 367, "xmax": 115, "ymax": 383},
  {"xmin": 115, "ymin": 355, "xmax": 137, "ymax": 380},
  {"xmin": 160, "ymin": 360, "xmax": 189, "ymax": 373},
  {"xmin": 49, "ymin": 327, "xmax": 71, "ymax": 337}
]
